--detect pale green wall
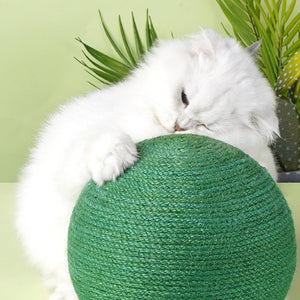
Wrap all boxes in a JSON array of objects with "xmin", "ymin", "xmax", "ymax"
[{"xmin": 0, "ymin": 1, "xmax": 298, "ymax": 182}]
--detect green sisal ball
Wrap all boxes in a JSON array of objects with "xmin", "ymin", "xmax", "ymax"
[{"xmin": 68, "ymin": 134, "xmax": 296, "ymax": 300}]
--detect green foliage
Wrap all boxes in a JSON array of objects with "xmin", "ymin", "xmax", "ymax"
[
  {"xmin": 217, "ymin": 0, "xmax": 300, "ymax": 113},
  {"xmin": 76, "ymin": 10, "xmax": 158, "ymax": 88},
  {"xmin": 217, "ymin": 0, "xmax": 300, "ymax": 172},
  {"xmin": 217, "ymin": 0, "xmax": 300, "ymax": 87}
]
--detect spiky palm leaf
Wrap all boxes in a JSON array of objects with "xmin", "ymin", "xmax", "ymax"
[{"xmin": 76, "ymin": 10, "xmax": 158, "ymax": 88}]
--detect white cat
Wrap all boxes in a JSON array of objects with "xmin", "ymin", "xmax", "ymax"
[{"xmin": 16, "ymin": 29, "xmax": 279, "ymax": 300}]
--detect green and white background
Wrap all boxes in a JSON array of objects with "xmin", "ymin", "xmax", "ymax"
[{"xmin": 0, "ymin": 1, "xmax": 299, "ymax": 299}]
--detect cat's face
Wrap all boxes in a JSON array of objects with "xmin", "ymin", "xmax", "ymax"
[{"xmin": 145, "ymin": 29, "xmax": 279, "ymax": 144}]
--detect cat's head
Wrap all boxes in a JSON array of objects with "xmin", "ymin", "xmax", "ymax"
[{"xmin": 142, "ymin": 28, "xmax": 279, "ymax": 144}]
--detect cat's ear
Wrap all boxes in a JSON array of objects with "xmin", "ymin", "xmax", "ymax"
[
  {"xmin": 189, "ymin": 28, "xmax": 216, "ymax": 60},
  {"xmin": 247, "ymin": 41, "xmax": 261, "ymax": 57},
  {"xmin": 250, "ymin": 110, "xmax": 280, "ymax": 144}
]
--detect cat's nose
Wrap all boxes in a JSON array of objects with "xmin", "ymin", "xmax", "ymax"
[{"xmin": 174, "ymin": 122, "xmax": 185, "ymax": 132}]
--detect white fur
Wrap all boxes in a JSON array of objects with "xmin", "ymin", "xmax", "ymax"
[{"xmin": 16, "ymin": 29, "xmax": 279, "ymax": 299}]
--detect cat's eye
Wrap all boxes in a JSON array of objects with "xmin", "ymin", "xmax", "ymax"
[{"xmin": 181, "ymin": 90, "xmax": 189, "ymax": 107}]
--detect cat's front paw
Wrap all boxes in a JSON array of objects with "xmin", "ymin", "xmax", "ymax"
[{"xmin": 87, "ymin": 133, "xmax": 138, "ymax": 186}]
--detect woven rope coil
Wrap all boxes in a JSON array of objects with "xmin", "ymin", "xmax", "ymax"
[{"xmin": 68, "ymin": 134, "xmax": 296, "ymax": 299}]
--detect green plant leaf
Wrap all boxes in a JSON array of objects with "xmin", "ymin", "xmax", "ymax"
[
  {"xmin": 284, "ymin": 11, "xmax": 300, "ymax": 35},
  {"xmin": 76, "ymin": 37, "xmax": 130, "ymax": 76},
  {"xmin": 253, "ymin": 0, "xmax": 280, "ymax": 69},
  {"xmin": 251, "ymin": 34, "xmax": 275, "ymax": 82},
  {"xmin": 84, "ymin": 63, "xmax": 121, "ymax": 83},
  {"xmin": 145, "ymin": 9, "xmax": 152, "ymax": 49},
  {"xmin": 282, "ymin": 0, "xmax": 295, "ymax": 26},
  {"xmin": 283, "ymin": 14, "xmax": 300, "ymax": 46},
  {"xmin": 87, "ymin": 81, "xmax": 102, "ymax": 90},
  {"xmin": 279, "ymin": 0, "xmax": 287, "ymax": 29},
  {"xmin": 263, "ymin": 0, "xmax": 277, "ymax": 31},
  {"xmin": 223, "ymin": 0, "xmax": 250, "ymax": 27},
  {"xmin": 131, "ymin": 12, "xmax": 145, "ymax": 58},
  {"xmin": 247, "ymin": 4, "xmax": 278, "ymax": 81},
  {"xmin": 232, "ymin": 28, "xmax": 247, "ymax": 47},
  {"xmin": 81, "ymin": 51, "xmax": 122, "ymax": 79},
  {"xmin": 271, "ymin": 0, "xmax": 280, "ymax": 22},
  {"xmin": 252, "ymin": 0, "xmax": 278, "ymax": 44},
  {"xmin": 76, "ymin": 10, "xmax": 159, "ymax": 87},
  {"xmin": 220, "ymin": 23, "xmax": 233, "ymax": 38},
  {"xmin": 118, "ymin": 15, "xmax": 137, "ymax": 66},
  {"xmin": 216, "ymin": 0, "xmax": 280, "ymax": 83},
  {"xmin": 98, "ymin": 10, "xmax": 131, "ymax": 66},
  {"xmin": 85, "ymin": 69, "xmax": 110, "ymax": 86},
  {"xmin": 216, "ymin": 0, "xmax": 255, "ymax": 45},
  {"xmin": 149, "ymin": 16, "xmax": 158, "ymax": 41}
]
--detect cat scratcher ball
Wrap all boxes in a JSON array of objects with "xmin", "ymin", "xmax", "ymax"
[{"xmin": 68, "ymin": 134, "xmax": 296, "ymax": 300}]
